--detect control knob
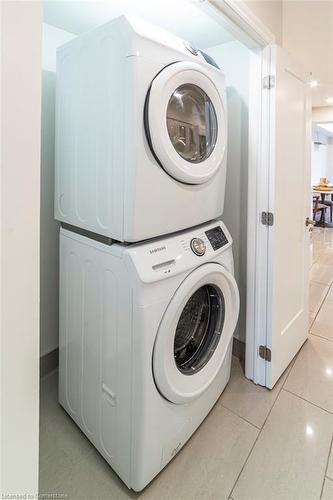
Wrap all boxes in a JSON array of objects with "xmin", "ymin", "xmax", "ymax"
[{"xmin": 190, "ymin": 238, "xmax": 206, "ymax": 256}]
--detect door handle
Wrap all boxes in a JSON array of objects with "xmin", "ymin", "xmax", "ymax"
[{"xmin": 305, "ymin": 217, "xmax": 315, "ymax": 228}]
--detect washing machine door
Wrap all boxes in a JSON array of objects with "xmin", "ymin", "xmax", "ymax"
[
  {"xmin": 153, "ymin": 263, "xmax": 239, "ymax": 404},
  {"xmin": 145, "ymin": 61, "xmax": 227, "ymax": 185}
]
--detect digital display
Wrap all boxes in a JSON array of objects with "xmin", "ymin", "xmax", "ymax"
[{"xmin": 205, "ymin": 226, "xmax": 228, "ymax": 251}]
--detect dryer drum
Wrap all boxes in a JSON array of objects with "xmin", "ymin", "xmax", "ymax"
[
  {"xmin": 174, "ymin": 284, "xmax": 225, "ymax": 375},
  {"xmin": 166, "ymin": 83, "xmax": 218, "ymax": 164}
]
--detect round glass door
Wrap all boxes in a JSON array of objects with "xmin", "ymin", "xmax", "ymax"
[
  {"xmin": 153, "ymin": 263, "xmax": 239, "ymax": 404},
  {"xmin": 146, "ymin": 62, "xmax": 227, "ymax": 185},
  {"xmin": 174, "ymin": 284, "xmax": 224, "ymax": 375},
  {"xmin": 166, "ymin": 84, "xmax": 218, "ymax": 164}
]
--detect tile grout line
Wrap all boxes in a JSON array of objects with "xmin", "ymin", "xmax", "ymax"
[
  {"xmin": 306, "ymin": 249, "xmax": 332, "ymax": 351},
  {"xmin": 309, "ymin": 315, "xmax": 316, "ymax": 330},
  {"xmin": 227, "ymin": 419, "xmax": 264, "ymax": 499},
  {"xmin": 309, "ymin": 331, "xmax": 333, "ymax": 341},
  {"xmin": 310, "ymin": 279, "xmax": 333, "ymax": 341},
  {"xmin": 219, "ymin": 402, "xmax": 261, "ymax": 431},
  {"xmin": 227, "ymin": 294, "xmax": 332, "ymax": 500},
  {"xmin": 227, "ymin": 363, "xmax": 288, "ymax": 500},
  {"xmin": 310, "ymin": 281, "xmax": 333, "ymax": 326},
  {"xmin": 220, "ymin": 264, "xmax": 329, "ymax": 497},
  {"xmin": 280, "ymin": 354, "xmax": 299, "ymax": 390},
  {"xmin": 282, "ymin": 387, "xmax": 333, "ymax": 417},
  {"xmin": 287, "ymin": 276, "xmax": 333, "ymax": 392},
  {"xmin": 311, "ymin": 331, "xmax": 333, "ymax": 343},
  {"xmin": 301, "ymin": 235, "xmax": 333, "ymax": 336},
  {"xmin": 320, "ymin": 435, "xmax": 333, "ymax": 499},
  {"xmin": 310, "ymin": 279, "xmax": 333, "ymax": 288},
  {"xmin": 310, "ymin": 278, "xmax": 332, "ymax": 288}
]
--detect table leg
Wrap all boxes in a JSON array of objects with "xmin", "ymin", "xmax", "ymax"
[{"xmin": 321, "ymin": 194, "xmax": 327, "ymax": 226}]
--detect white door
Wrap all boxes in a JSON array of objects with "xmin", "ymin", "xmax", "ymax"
[
  {"xmin": 249, "ymin": 45, "xmax": 311, "ymax": 389},
  {"xmin": 145, "ymin": 61, "xmax": 227, "ymax": 184}
]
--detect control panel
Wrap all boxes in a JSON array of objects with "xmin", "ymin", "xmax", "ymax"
[
  {"xmin": 205, "ymin": 226, "xmax": 229, "ymax": 251},
  {"xmin": 126, "ymin": 221, "xmax": 231, "ymax": 283}
]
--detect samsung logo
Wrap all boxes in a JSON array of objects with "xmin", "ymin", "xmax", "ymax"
[{"xmin": 149, "ymin": 245, "xmax": 166, "ymax": 255}]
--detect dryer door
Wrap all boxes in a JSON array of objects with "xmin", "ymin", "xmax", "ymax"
[
  {"xmin": 153, "ymin": 263, "xmax": 239, "ymax": 404},
  {"xmin": 145, "ymin": 62, "xmax": 227, "ymax": 185}
]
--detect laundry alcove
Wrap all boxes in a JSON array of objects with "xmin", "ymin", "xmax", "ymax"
[
  {"xmin": 40, "ymin": 0, "xmax": 251, "ymax": 374},
  {"xmin": 39, "ymin": 2, "xmax": 253, "ymax": 491},
  {"xmin": 38, "ymin": 0, "xmax": 311, "ymax": 493}
]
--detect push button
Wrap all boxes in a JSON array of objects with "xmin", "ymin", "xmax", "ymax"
[{"xmin": 190, "ymin": 238, "xmax": 206, "ymax": 256}]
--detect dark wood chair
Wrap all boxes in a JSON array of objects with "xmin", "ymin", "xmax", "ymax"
[
  {"xmin": 313, "ymin": 195, "xmax": 329, "ymax": 227},
  {"xmin": 322, "ymin": 194, "xmax": 333, "ymax": 222}
]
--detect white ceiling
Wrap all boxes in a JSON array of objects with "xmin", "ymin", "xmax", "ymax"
[
  {"xmin": 283, "ymin": 1, "xmax": 333, "ymax": 108},
  {"xmin": 43, "ymin": 0, "xmax": 235, "ymax": 49}
]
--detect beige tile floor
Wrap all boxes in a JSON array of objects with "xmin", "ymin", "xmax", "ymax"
[{"xmin": 39, "ymin": 227, "xmax": 333, "ymax": 500}]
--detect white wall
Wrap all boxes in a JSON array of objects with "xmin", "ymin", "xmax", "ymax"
[
  {"xmin": 312, "ymin": 139, "xmax": 333, "ymax": 186},
  {"xmin": 1, "ymin": 1, "xmax": 42, "ymax": 495},
  {"xmin": 313, "ymin": 106, "xmax": 333, "ymax": 123},
  {"xmin": 328, "ymin": 142, "xmax": 333, "ymax": 182},
  {"xmin": 40, "ymin": 71, "xmax": 59, "ymax": 357},
  {"xmin": 311, "ymin": 126, "xmax": 333, "ymax": 184},
  {"xmin": 242, "ymin": 0, "xmax": 282, "ymax": 44},
  {"xmin": 244, "ymin": 0, "xmax": 333, "ymax": 86},
  {"xmin": 43, "ymin": 23, "xmax": 76, "ymax": 72},
  {"xmin": 245, "ymin": 1, "xmax": 333, "ymax": 107},
  {"xmin": 40, "ymin": 24, "xmax": 75, "ymax": 357},
  {"xmin": 283, "ymin": 1, "xmax": 333, "ymax": 87},
  {"xmin": 206, "ymin": 41, "xmax": 250, "ymax": 343}
]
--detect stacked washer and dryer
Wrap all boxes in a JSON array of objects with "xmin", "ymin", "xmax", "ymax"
[{"xmin": 55, "ymin": 16, "xmax": 240, "ymax": 492}]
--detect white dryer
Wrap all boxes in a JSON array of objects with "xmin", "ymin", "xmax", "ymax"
[
  {"xmin": 59, "ymin": 220, "xmax": 239, "ymax": 491},
  {"xmin": 55, "ymin": 16, "xmax": 228, "ymax": 242}
]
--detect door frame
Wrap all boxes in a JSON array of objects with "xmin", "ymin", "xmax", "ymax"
[
  {"xmin": 0, "ymin": 0, "xmax": 276, "ymax": 491},
  {"xmin": 1, "ymin": 1, "xmax": 42, "ymax": 495},
  {"xmin": 209, "ymin": 0, "xmax": 275, "ymax": 48},
  {"xmin": 203, "ymin": 0, "xmax": 275, "ymax": 384},
  {"xmin": 245, "ymin": 43, "xmax": 273, "ymax": 384}
]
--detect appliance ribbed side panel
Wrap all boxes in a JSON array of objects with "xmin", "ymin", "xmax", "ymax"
[{"xmin": 55, "ymin": 21, "xmax": 133, "ymax": 239}]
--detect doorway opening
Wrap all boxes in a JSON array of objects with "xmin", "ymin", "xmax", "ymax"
[
  {"xmin": 309, "ymin": 121, "xmax": 333, "ymax": 330},
  {"xmin": 311, "ymin": 122, "xmax": 333, "ymax": 229}
]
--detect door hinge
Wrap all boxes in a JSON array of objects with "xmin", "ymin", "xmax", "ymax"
[
  {"xmin": 261, "ymin": 211, "xmax": 274, "ymax": 226},
  {"xmin": 263, "ymin": 75, "xmax": 275, "ymax": 89},
  {"xmin": 259, "ymin": 345, "xmax": 271, "ymax": 362}
]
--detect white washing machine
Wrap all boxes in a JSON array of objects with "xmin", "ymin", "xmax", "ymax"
[
  {"xmin": 55, "ymin": 16, "xmax": 228, "ymax": 242},
  {"xmin": 59, "ymin": 220, "xmax": 239, "ymax": 491}
]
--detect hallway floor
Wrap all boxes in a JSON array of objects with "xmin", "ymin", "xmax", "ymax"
[{"xmin": 39, "ymin": 227, "xmax": 333, "ymax": 500}]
